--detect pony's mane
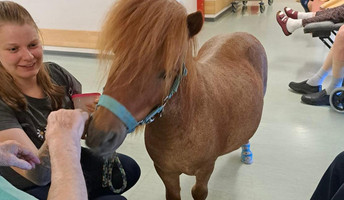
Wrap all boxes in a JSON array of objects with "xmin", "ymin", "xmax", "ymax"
[{"xmin": 97, "ymin": 0, "xmax": 192, "ymax": 93}]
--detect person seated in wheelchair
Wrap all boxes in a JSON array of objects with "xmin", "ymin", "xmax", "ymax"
[
  {"xmin": 289, "ymin": 26, "xmax": 344, "ymax": 106},
  {"xmin": 276, "ymin": 6, "xmax": 344, "ymax": 106},
  {"xmin": 276, "ymin": 5, "xmax": 344, "ymax": 36}
]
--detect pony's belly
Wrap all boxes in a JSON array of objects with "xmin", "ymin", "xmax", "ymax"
[
  {"xmin": 148, "ymin": 151, "xmax": 211, "ymax": 175},
  {"xmin": 145, "ymin": 134, "xmax": 219, "ymax": 175}
]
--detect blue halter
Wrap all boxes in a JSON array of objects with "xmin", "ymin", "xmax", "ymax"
[{"xmin": 97, "ymin": 64, "xmax": 187, "ymax": 133}]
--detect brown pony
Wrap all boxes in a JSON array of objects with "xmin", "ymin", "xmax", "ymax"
[{"xmin": 85, "ymin": 0, "xmax": 267, "ymax": 199}]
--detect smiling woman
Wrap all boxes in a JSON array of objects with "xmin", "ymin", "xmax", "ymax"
[
  {"xmin": 0, "ymin": 23, "xmax": 43, "ymax": 86},
  {"xmin": 0, "ymin": 1, "xmax": 59, "ymax": 111}
]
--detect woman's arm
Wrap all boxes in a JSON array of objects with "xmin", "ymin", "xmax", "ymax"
[{"xmin": 0, "ymin": 128, "xmax": 52, "ymax": 186}]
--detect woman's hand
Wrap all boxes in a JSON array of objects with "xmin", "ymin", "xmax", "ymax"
[{"xmin": 85, "ymin": 96, "xmax": 99, "ymax": 114}]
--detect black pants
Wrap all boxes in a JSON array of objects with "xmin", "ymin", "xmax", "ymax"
[
  {"xmin": 26, "ymin": 148, "xmax": 140, "ymax": 200},
  {"xmin": 311, "ymin": 151, "xmax": 344, "ymax": 200}
]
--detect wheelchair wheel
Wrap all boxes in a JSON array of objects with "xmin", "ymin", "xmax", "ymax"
[
  {"xmin": 242, "ymin": 5, "xmax": 248, "ymax": 14},
  {"xmin": 260, "ymin": 4, "xmax": 265, "ymax": 13},
  {"xmin": 330, "ymin": 87, "xmax": 344, "ymax": 113},
  {"xmin": 231, "ymin": 2, "xmax": 237, "ymax": 13}
]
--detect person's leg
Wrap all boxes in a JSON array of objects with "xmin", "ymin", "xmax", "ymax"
[
  {"xmin": 331, "ymin": 184, "xmax": 344, "ymax": 200},
  {"xmin": 301, "ymin": 26, "xmax": 344, "ymax": 105},
  {"xmin": 311, "ymin": 152, "xmax": 344, "ymax": 200},
  {"xmin": 80, "ymin": 148, "xmax": 141, "ymax": 199},
  {"xmin": 278, "ymin": 5, "xmax": 344, "ymax": 36},
  {"xmin": 25, "ymin": 184, "xmax": 50, "ymax": 200},
  {"xmin": 284, "ymin": 7, "xmax": 315, "ymax": 19},
  {"xmin": 325, "ymin": 25, "xmax": 344, "ymax": 94},
  {"xmin": 288, "ymin": 50, "xmax": 332, "ymax": 94},
  {"xmin": 116, "ymin": 153, "xmax": 141, "ymax": 192},
  {"xmin": 94, "ymin": 195, "xmax": 127, "ymax": 200},
  {"xmin": 306, "ymin": 49, "xmax": 333, "ymax": 86},
  {"xmin": 308, "ymin": 0, "xmax": 313, "ymax": 12},
  {"xmin": 303, "ymin": 5, "xmax": 344, "ymax": 26},
  {"xmin": 317, "ymin": 4, "xmax": 344, "ymax": 16},
  {"xmin": 276, "ymin": 9, "xmax": 323, "ymax": 36},
  {"xmin": 276, "ymin": 12, "xmax": 303, "ymax": 36}
]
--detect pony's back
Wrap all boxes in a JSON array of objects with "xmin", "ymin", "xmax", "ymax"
[{"xmin": 197, "ymin": 32, "xmax": 267, "ymax": 95}]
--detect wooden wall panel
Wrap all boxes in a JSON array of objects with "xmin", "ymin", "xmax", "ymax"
[
  {"xmin": 204, "ymin": 0, "xmax": 216, "ymax": 14},
  {"xmin": 204, "ymin": 0, "xmax": 233, "ymax": 14},
  {"xmin": 39, "ymin": 29, "xmax": 99, "ymax": 49}
]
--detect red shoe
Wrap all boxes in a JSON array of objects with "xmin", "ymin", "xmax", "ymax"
[
  {"xmin": 276, "ymin": 11, "xmax": 291, "ymax": 36},
  {"xmin": 284, "ymin": 7, "xmax": 298, "ymax": 19}
]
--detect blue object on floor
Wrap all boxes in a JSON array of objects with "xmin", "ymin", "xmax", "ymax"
[{"xmin": 241, "ymin": 143, "xmax": 253, "ymax": 165}]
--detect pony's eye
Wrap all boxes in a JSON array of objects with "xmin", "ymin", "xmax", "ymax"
[{"xmin": 159, "ymin": 71, "xmax": 167, "ymax": 79}]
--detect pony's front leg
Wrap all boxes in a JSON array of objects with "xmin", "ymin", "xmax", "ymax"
[
  {"xmin": 192, "ymin": 163, "xmax": 215, "ymax": 200},
  {"xmin": 154, "ymin": 164, "xmax": 181, "ymax": 200},
  {"xmin": 241, "ymin": 141, "xmax": 253, "ymax": 164}
]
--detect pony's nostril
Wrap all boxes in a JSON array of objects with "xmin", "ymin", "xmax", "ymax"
[
  {"xmin": 98, "ymin": 131, "xmax": 127, "ymax": 153},
  {"xmin": 103, "ymin": 132, "xmax": 117, "ymax": 145}
]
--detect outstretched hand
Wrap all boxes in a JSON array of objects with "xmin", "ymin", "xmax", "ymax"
[
  {"xmin": 0, "ymin": 140, "xmax": 40, "ymax": 170},
  {"xmin": 45, "ymin": 109, "xmax": 89, "ymax": 149}
]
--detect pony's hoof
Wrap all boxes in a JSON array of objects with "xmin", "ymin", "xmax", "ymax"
[{"xmin": 241, "ymin": 150, "xmax": 253, "ymax": 165}]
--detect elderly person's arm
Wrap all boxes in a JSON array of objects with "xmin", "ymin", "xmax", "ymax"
[
  {"xmin": 45, "ymin": 109, "xmax": 89, "ymax": 200},
  {"xmin": 0, "ymin": 140, "xmax": 40, "ymax": 169},
  {"xmin": 0, "ymin": 128, "xmax": 52, "ymax": 186}
]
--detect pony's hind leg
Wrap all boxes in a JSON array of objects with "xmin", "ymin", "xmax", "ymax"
[
  {"xmin": 241, "ymin": 141, "xmax": 253, "ymax": 164},
  {"xmin": 192, "ymin": 163, "xmax": 215, "ymax": 200},
  {"xmin": 154, "ymin": 164, "xmax": 181, "ymax": 200}
]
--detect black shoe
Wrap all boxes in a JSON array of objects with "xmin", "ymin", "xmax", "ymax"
[
  {"xmin": 301, "ymin": 89, "xmax": 330, "ymax": 105},
  {"xmin": 289, "ymin": 80, "xmax": 321, "ymax": 94}
]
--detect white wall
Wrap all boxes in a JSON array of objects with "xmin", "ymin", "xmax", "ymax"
[
  {"xmin": 12, "ymin": 0, "xmax": 114, "ymax": 31},
  {"xmin": 179, "ymin": 0, "xmax": 197, "ymax": 13},
  {"xmin": 12, "ymin": 0, "xmax": 197, "ymax": 31}
]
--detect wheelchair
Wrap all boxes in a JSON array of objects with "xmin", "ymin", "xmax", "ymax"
[
  {"xmin": 230, "ymin": 0, "xmax": 273, "ymax": 14},
  {"xmin": 303, "ymin": 22, "xmax": 344, "ymax": 112}
]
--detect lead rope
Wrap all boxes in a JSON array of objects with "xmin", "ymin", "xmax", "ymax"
[{"xmin": 102, "ymin": 152, "xmax": 127, "ymax": 193}]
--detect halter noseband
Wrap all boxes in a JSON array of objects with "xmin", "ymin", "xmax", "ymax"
[{"xmin": 97, "ymin": 64, "xmax": 187, "ymax": 133}]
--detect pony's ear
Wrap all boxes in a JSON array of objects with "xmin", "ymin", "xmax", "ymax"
[{"xmin": 187, "ymin": 11, "xmax": 203, "ymax": 38}]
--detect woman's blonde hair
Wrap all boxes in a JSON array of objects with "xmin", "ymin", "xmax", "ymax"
[{"xmin": 0, "ymin": 1, "xmax": 65, "ymax": 111}]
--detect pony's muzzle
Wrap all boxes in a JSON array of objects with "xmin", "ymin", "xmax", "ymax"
[
  {"xmin": 88, "ymin": 131, "xmax": 124, "ymax": 157},
  {"xmin": 85, "ymin": 118, "xmax": 127, "ymax": 156}
]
